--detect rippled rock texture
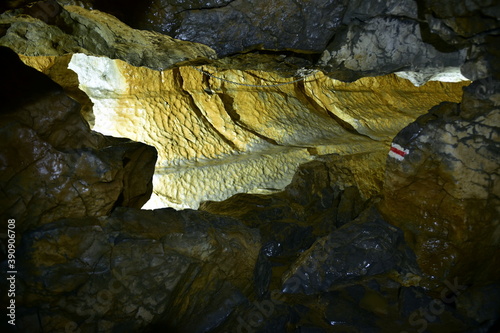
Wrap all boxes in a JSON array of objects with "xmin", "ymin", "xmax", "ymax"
[
  {"xmin": 0, "ymin": 44, "xmax": 260, "ymax": 333},
  {"xmin": 1, "ymin": 0, "xmax": 499, "ymax": 332},
  {"xmin": 1, "ymin": 0, "xmax": 476, "ymax": 84},
  {"xmin": 201, "ymin": 164, "xmax": 498, "ymax": 332},
  {"xmin": 0, "ymin": 2, "xmax": 470, "ymax": 209},
  {"xmin": 38, "ymin": 52, "xmax": 465, "ymax": 208}
]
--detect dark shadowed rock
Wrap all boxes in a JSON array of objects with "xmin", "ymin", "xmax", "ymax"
[
  {"xmin": 281, "ymin": 206, "xmax": 420, "ymax": 295},
  {"xmin": 380, "ymin": 77, "xmax": 500, "ymax": 288},
  {"xmin": 12, "ymin": 207, "xmax": 260, "ymax": 332},
  {"xmin": 117, "ymin": 0, "xmax": 347, "ymax": 57},
  {"xmin": 0, "ymin": 1, "xmax": 499, "ymax": 332},
  {"xmin": 0, "ymin": 46, "xmax": 157, "ymax": 231},
  {"xmin": 419, "ymin": 0, "xmax": 500, "ymax": 81}
]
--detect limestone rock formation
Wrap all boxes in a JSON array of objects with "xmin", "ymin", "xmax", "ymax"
[
  {"xmin": 0, "ymin": 2, "xmax": 470, "ymax": 210},
  {"xmin": 281, "ymin": 207, "xmax": 420, "ymax": 295},
  {"xmin": 63, "ymin": 55, "xmax": 467, "ymax": 208},
  {"xmin": 46, "ymin": 0, "xmax": 346, "ymax": 57},
  {"xmin": 0, "ymin": 2, "xmax": 215, "ymax": 70},
  {"xmin": 18, "ymin": 54, "xmax": 95, "ymax": 126},
  {"xmin": 201, "ymin": 160, "xmax": 497, "ymax": 332},
  {"xmin": 380, "ymin": 78, "xmax": 500, "ymax": 288},
  {"xmin": 319, "ymin": 0, "xmax": 468, "ymax": 83},
  {"xmin": 140, "ymin": 0, "xmax": 347, "ymax": 57},
  {"xmin": 15, "ymin": 207, "xmax": 260, "ymax": 332},
  {"xmin": 1, "ymin": 0, "xmax": 499, "ymax": 332},
  {"xmin": 0, "ymin": 46, "xmax": 157, "ymax": 231}
]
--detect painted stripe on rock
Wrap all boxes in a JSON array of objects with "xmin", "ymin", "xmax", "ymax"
[{"xmin": 389, "ymin": 143, "xmax": 409, "ymax": 161}]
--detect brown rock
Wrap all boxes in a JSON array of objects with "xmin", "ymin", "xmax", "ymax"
[
  {"xmin": 0, "ymin": 46, "xmax": 156, "ymax": 231},
  {"xmin": 16, "ymin": 207, "xmax": 260, "ymax": 332},
  {"xmin": 380, "ymin": 84, "xmax": 500, "ymax": 288},
  {"xmin": 0, "ymin": 4, "xmax": 216, "ymax": 70}
]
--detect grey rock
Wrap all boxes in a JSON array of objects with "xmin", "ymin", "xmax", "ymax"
[
  {"xmin": 282, "ymin": 207, "xmax": 419, "ymax": 295},
  {"xmin": 342, "ymin": 0, "xmax": 418, "ymax": 22},
  {"xmin": 319, "ymin": 17, "xmax": 467, "ymax": 81},
  {"xmin": 14, "ymin": 207, "xmax": 260, "ymax": 332},
  {"xmin": 418, "ymin": 0, "xmax": 500, "ymax": 80},
  {"xmin": 139, "ymin": 0, "xmax": 347, "ymax": 56}
]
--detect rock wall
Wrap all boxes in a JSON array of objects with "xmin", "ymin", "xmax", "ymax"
[
  {"xmin": 0, "ymin": 43, "xmax": 260, "ymax": 333},
  {"xmin": 68, "ymin": 58, "xmax": 465, "ymax": 208},
  {"xmin": 0, "ymin": 47, "xmax": 157, "ymax": 232},
  {"xmin": 0, "ymin": 3, "xmax": 215, "ymax": 70},
  {"xmin": 1, "ymin": 0, "xmax": 499, "ymax": 332},
  {"xmin": 16, "ymin": 50, "xmax": 466, "ymax": 208},
  {"xmin": 378, "ymin": 0, "xmax": 500, "ymax": 290},
  {"xmin": 380, "ymin": 79, "xmax": 500, "ymax": 288}
]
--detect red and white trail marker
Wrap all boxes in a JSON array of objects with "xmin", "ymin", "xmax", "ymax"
[{"xmin": 389, "ymin": 143, "xmax": 409, "ymax": 161}]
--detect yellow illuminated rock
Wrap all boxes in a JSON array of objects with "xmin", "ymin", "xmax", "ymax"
[
  {"xmin": 19, "ymin": 54, "xmax": 95, "ymax": 123},
  {"xmin": 18, "ymin": 54, "xmax": 468, "ymax": 208}
]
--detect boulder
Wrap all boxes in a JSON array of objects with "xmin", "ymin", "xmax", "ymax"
[
  {"xmin": 15, "ymin": 207, "xmax": 260, "ymax": 332},
  {"xmin": 0, "ymin": 3, "xmax": 216, "ymax": 70},
  {"xmin": 281, "ymin": 207, "xmax": 420, "ymax": 295},
  {"xmin": 0, "ymin": 46, "xmax": 157, "ymax": 231},
  {"xmin": 380, "ymin": 77, "xmax": 500, "ymax": 288}
]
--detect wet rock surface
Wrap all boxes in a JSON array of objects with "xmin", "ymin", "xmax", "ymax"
[
  {"xmin": 0, "ymin": 0, "xmax": 499, "ymax": 332},
  {"xmin": 0, "ymin": 0, "xmax": 481, "ymax": 83},
  {"xmin": 13, "ymin": 207, "xmax": 260, "ymax": 332},
  {"xmin": 0, "ymin": 47, "xmax": 157, "ymax": 231},
  {"xmin": 281, "ymin": 207, "xmax": 420, "ymax": 295},
  {"xmin": 0, "ymin": 3, "xmax": 215, "ymax": 70},
  {"xmin": 56, "ymin": 0, "xmax": 345, "ymax": 57},
  {"xmin": 160, "ymin": 0, "xmax": 346, "ymax": 57},
  {"xmin": 380, "ymin": 78, "xmax": 500, "ymax": 289},
  {"xmin": 210, "ymin": 199, "xmax": 498, "ymax": 333},
  {"xmin": 419, "ymin": 0, "xmax": 500, "ymax": 81},
  {"xmin": 201, "ymin": 152, "xmax": 499, "ymax": 332}
]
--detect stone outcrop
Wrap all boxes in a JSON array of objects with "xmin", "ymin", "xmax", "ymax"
[
  {"xmin": 0, "ymin": 2, "xmax": 215, "ymax": 70},
  {"xmin": 281, "ymin": 207, "xmax": 420, "ymax": 295},
  {"xmin": 1, "ymin": 0, "xmax": 478, "ymax": 85},
  {"xmin": 133, "ymin": 0, "xmax": 347, "ymax": 57},
  {"xmin": 318, "ymin": 0, "xmax": 468, "ymax": 83},
  {"xmin": 0, "ymin": 46, "xmax": 157, "ymax": 231},
  {"xmin": 419, "ymin": 0, "xmax": 500, "ymax": 81},
  {"xmin": 380, "ymin": 78, "xmax": 500, "ymax": 288},
  {"xmin": 0, "ymin": 2, "xmax": 471, "ymax": 208},
  {"xmin": 200, "ymin": 159, "xmax": 498, "ymax": 332},
  {"xmin": 1, "ymin": 0, "xmax": 499, "ymax": 332},
  {"xmin": 63, "ymin": 54, "xmax": 467, "ymax": 208},
  {"xmin": 15, "ymin": 207, "xmax": 260, "ymax": 332},
  {"xmin": 0, "ymin": 46, "xmax": 261, "ymax": 333},
  {"xmin": 2, "ymin": 23, "xmax": 467, "ymax": 210}
]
